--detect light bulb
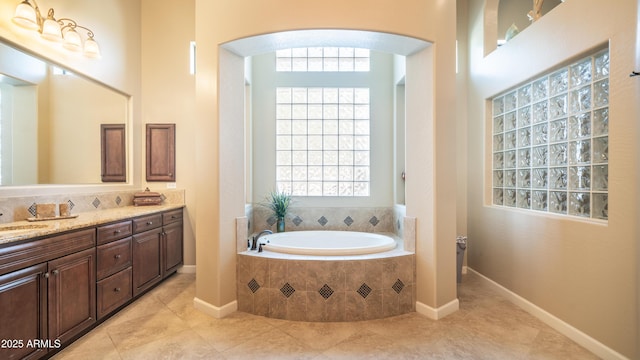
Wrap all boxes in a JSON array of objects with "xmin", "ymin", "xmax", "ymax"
[
  {"xmin": 12, "ymin": 1, "xmax": 38, "ymax": 30},
  {"xmin": 83, "ymin": 37, "xmax": 101, "ymax": 58},
  {"xmin": 63, "ymin": 28, "xmax": 82, "ymax": 51},
  {"xmin": 40, "ymin": 10, "xmax": 62, "ymax": 42}
]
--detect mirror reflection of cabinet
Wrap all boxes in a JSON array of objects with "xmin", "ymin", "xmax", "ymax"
[
  {"xmin": 146, "ymin": 124, "xmax": 176, "ymax": 182},
  {"xmin": 0, "ymin": 41, "xmax": 130, "ymax": 186},
  {"xmin": 101, "ymin": 124, "xmax": 127, "ymax": 182}
]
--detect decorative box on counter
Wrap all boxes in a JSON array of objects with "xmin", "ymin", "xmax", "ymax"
[{"xmin": 133, "ymin": 188, "xmax": 163, "ymax": 206}]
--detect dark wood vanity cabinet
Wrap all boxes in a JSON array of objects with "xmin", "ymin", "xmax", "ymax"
[
  {"xmin": 132, "ymin": 209, "xmax": 183, "ymax": 296},
  {"xmin": 1, "ymin": 207, "xmax": 183, "ymax": 360},
  {"xmin": 146, "ymin": 123, "xmax": 176, "ymax": 182},
  {"xmin": 96, "ymin": 220, "xmax": 133, "ymax": 319},
  {"xmin": 0, "ymin": 264, "xmax": 48, "ymax": 360},
  {"xmin": 132, "ymin": 225, "xmax": 163, "ymax": 297},
  {"xmin": 101, "ymin": 124, "xmax": 127, "ymax": 182},
  {"xmin": 162, "ymin": 209, "xmax": 184, "ymax": 276},
  {"xmin": 47, "ymin": 247, "xmax": 96, "ymax": 345},
  {"xmin": 0, "ymin": 229, "xmax": 96, "ymax": 360}
]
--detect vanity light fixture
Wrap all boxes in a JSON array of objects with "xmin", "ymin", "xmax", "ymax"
[{"xmin": 12, "ymin": 0, "xmax": 101, "ymax": 58}]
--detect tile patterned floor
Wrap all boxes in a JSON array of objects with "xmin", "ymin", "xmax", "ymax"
[{"xmin": 52, "ymin": 272, "xmax": 599, "ymax": 359}]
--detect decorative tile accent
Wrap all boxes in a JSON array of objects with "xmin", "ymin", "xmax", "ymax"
[
  {"xmin": 92, "ymin": 197, "xmax": 101, "ymax": 208},
  {"xmin": 115, "ymin": 196, "xmax": 122, "ymax": 205},
  {"xmin": 28, "ymin": 203, "xmax": 37, "ymax": 217},
  {"xmin": 251, "ymin": 206, "xmax": 395, "ymax": 233},
  {"xmin": 369, "ymin": 216, "xmax": 379, "ymax": 226},
  {"xmin": 68, "ymin": 199, "xmax": 75, "ymax": 210},
  {"xmin": 237, "ymin": 254, "xmax": 416, "ymax": 322},
  {"xmin": 280, "ymin": 282, "xmax": 295, "ymax": 298},
  {"xmin": 160, "ymin": 194, "xmax": 167, "ymax": 201},
  {"xmin": 248, "ymin": 279, "xmax": 260, "ymax": 293},
  {"xmin": 343, "ymin": 216, "xmax": 354, "ymax": 226},
  {"xmin": 318, "ymin": 284, "xmax": 334, "ymax": 299},
  {"xmin": 392, "ymin": 279, "xmax": 405, "ymax": 294},
  {"xmin": 267, "ymin": 216, "xmax": 277, "ymax": 226},
  {"xmin": 357, "ymin": 283, "xmax": 372, "ymax": 299}
]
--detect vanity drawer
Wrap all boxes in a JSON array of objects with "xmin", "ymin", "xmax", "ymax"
[
  {"xmin": 132, "ymin": 214, "xmax": 163, "ymax": 234},
  {"xmin": 97, "ymin": 237, "xmax": 132, "ymax": 280},
  {"xmin": 97, "ymin": 220, "xmax": 132, "ymax": 245},
  {"xmin": 0, "ymin": 228, "xmax": 95, "ymax": 276},
  {"xmin": 162, "ymin": 209, "xmax": 183, "ymax": 225},
  {"xmin": 96, "ymin": 267, "xmax": 132, "ymax": 319}
]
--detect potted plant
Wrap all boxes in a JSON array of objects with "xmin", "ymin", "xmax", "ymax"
[{"xmin": 264, "ymin": 189, "xmax": 292, "ymax": 232}]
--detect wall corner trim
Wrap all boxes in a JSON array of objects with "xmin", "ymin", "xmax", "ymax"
[
  {"xmin": 416, "ymin": 298, "xmax": 460, "ymax": 320},
  {"xmin": 193, "ymin": 297, "xmax": 238, "ymax": 319},
  {"xmin": 177, "ymin": 265, "xmax": 196, "ymax": 274},
  {"xmin": 468, "ymin": 268, "xmax": 630, "ymax": 360}
]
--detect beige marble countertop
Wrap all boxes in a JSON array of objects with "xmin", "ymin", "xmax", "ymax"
[{"xmin": 0, "ymin": 204, "xmax": 184, "ymax": 246}]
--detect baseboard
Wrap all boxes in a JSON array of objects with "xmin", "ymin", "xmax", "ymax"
[
  {"xmin": 468, "ymin": 268, "xmax": 629, "ymax": 360},
  {"xmin": 177, "ymin": 265, "xmax": 196, "ymax": 274},
  {"xmin": 193, "ymin": 297, "xmax": 237, "ymax": 319},
  {"xmin": 416, "ymin": 298, "xmax": 459, "ymax": 320}
]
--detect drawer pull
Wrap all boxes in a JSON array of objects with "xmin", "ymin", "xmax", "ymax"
[
  {"xmin": 114, "ymin": 287, "xmax": 121, "ymax": 292},
  {"xmin": 146, "ymin": 221, "xmax": 153, "ymax": 225},
  {"xmin": 114, "ymin": 230, "xmax": 121, "ymax": 234},
  {"xmin": 52, "ymin": 270, "xmax": 59, "ymax": 275},
  {"xmin": 114, "ymin": 254, "xmax": 121, "ymax": 260},
  {"xmin": 171, "ymin": 215, "xmax": 177, "ymax": 219}
]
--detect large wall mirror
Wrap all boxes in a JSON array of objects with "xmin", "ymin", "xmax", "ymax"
[{"xmin": 0, "ymin": 41, "xmax": 130, "ymax": 186}]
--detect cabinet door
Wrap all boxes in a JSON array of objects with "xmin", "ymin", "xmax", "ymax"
[
  {"xmin": 132, "ymin": 228, "xmax": 163, "ymax": 296},
  {"xmin": 162, "ymin": 221, "xmax": 183, "ymax": 277},
  {"xmin": 146, "ymin": 123, "xmax": 176, "ymax": 181},
  {"xmin": 101, "ymin": 124, "xmax": 127, "ymax": 182},
  {"xmin": 48, "ymin": 247, "xmax": 96, "ymax": 346},
  {"xmin": 0, "ymin": 264, "xmax": 48, "ymax": 360}
]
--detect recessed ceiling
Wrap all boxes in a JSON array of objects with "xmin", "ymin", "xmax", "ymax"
[{"xmin": 221, "ymin": 29, "xmax": 431, "ymax": 56}]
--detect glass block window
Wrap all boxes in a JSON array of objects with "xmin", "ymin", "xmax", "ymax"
[
  {"xmin": 276, "ymin": 87, "xmax": 370, "ymax": 196},
  {"xmin": 276, "ymin": 47, "xmax": 370, "ymax": 72},
  {"xmin": 492, "ymin": 49, "xmax": 609, "ymax": 220}
]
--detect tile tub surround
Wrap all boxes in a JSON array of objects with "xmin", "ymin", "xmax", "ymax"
[
  {"xmin": 0, "ymin": 189, "xmax": 185, "ymax": 224},
  {"xmin": 251, "ymin": 205, "xmax": 395, "ymax": 233},
  {"xmin": 237, "ymin": 250, "xmax": 415, "ymax": 322}
]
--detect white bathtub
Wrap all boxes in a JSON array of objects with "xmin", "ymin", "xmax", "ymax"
[{"xmin": 259, "ymin": 230, "xmax": 396, "ymax": 256}]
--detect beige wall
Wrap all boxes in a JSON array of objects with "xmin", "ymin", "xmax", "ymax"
[
  {"xmin": 195, "ymin": 0, "xmax": 458, "ymax": 313},
  {"xmin": 465, "ymin": 0, "xmax": 638, "ymax": 358},
  {"xmin": 48, "ymin": 74, "xmax": 128, "ymax": 184},
  {"xmin": 140, "ymin": 0, "xmax": 196, "ymax": 266}
]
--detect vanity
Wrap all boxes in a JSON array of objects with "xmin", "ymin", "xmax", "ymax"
[{"xmin": 0, "ymin": 205, "xmax": 184, "ymax": 360}]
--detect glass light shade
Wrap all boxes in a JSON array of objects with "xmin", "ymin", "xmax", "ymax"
[
  {"xmin": 83, "ymin": 37, "xmax": 101, "ymax": 58},
  {"xmin": 12, "ymin": 1, "xmax": 38, "ymax": 30},
  {"xmin": 62, "ymin": 28, "xmax": 82, "ymax": 51},
  {"xmin": 41, "ymin": 17, "xmax": 62, "ymax": 41}
]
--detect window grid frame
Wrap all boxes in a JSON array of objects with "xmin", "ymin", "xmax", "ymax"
[
  {"xmin": 491, "ymin": 48, "xmax": 609, "ymax": 221},
  {"xmin": 276, "ymin": 47, "xmax": 370, "ymax": 72},
  {"xmin": 276, "ymin": 87, "xmax": 370, "ymax": 197}
]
